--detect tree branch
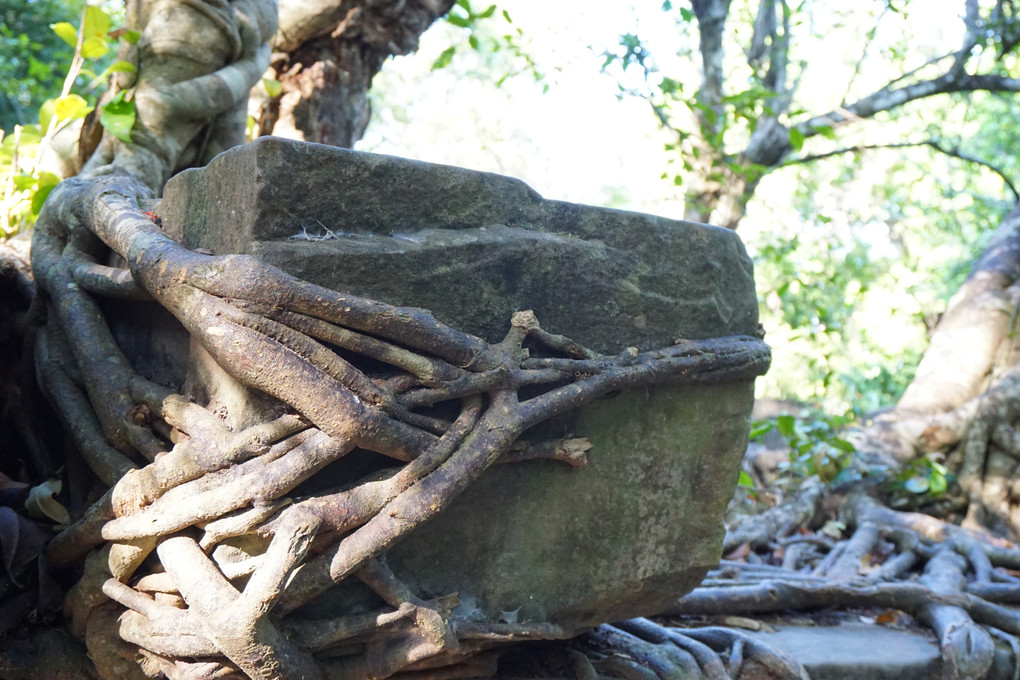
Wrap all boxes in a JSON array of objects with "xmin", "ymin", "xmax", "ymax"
[
  {"xmin": 796, "ymin": 71, "xmax": 1020, "ymax": 142},
  {"xmin": 784, "ymin": 138, "xmax": 1020, "ymax": 201}
]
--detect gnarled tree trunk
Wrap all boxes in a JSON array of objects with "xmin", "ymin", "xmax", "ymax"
[{"xmin": 254, "ymin": 0, "xmax": 456, "ymax": 147}]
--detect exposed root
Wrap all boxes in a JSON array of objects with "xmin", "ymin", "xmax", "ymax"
[
  {"xmin": 673, "ymin": 477, "xmax": 1020, "ymax": 680},
  {"xmin": 27, "ymin": 173, "xmax": 769, "ymax": 679}
]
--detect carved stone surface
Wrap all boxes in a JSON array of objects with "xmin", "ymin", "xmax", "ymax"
[
  {"xmin": 153, "ymin": 137, "xmax": 762, "ymax": 633},
  {"xmin": 159, "ymin": 137, "xmax": 758, "ymax": 352}
]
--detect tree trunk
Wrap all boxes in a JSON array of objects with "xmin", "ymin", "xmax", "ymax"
[
  {"xmin": 866, "ymin": 203, "xmax": 1020, "ymax": 537},
  {"xmin": 253, "ymin": 0, "xmax": 455, "ymax": 147}
]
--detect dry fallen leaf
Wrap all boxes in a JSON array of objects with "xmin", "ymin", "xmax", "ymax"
[
  {"xmin": 721, "ymin": 616, "xmax": 775, "ymax": 632},
  {"xmin": 25, "ymin": 478, "xmax": 70, "ymax": 525}
]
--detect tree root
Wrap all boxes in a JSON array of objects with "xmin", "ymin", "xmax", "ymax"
[
  {"xmin": 27, "ymin": 174, "xmax": 770, "ymax": 679},
  {"xmin": 676, "ymin": 481, "xmax": 1020, "ymax": 680},
  {"xmin": 531, "ymin": 618, "xmax": 810, "ymax": 680},
  {"xmin": 865, "ymin": 364, "xmax": 1020, "ymax": 540}
]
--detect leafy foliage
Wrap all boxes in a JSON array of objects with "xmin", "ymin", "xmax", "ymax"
[
  {"xmin": 885, "ymin": 456, "xmax": 954, "ymax": 507},
  {"xmin": 1, "ymin": 3, "xmax": 135, "ymax": 237},
  {"xmin": 0, "ymin": 0, "xmax": 82, "ymax": 131},
  {"xmin": 591, "ymin": 1, "xmax": 1020, "ymax": 416},
  {"xmin": 751, "ymin": 412, "xmax": 857, "ymax": 483},
  {"xmin": 432, "ymin": 0, "xmax": 544, "ymax": 89}
]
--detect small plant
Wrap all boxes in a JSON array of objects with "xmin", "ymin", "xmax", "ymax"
[
  {"xmin": 885, "ymin": 456, "xmax": 954, "ymax": 507},
  {"xmin": 750, "ymin": 412, "xmax": 857, "ymax": 483},
  {"xmin": 736, "ymin": 468, "xmax": 762, "ymax": 503},
  {"xmin": 1, "ymin": 4, "xmax": 136, "ymax": 237}
]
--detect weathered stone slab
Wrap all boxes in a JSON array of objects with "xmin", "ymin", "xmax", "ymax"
[
  {"xmin": 159, "ymin": 136, "xmax": 757, "ymax": 351},
  {"xmin": 154, "ymin": 137, "xmax": 762, "ymax": 633},
  {"xmin": 748, "ymin": 623, "xmax": 1017, "ymax": 680}
]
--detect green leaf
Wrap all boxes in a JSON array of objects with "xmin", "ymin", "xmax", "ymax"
[
  {"xmin": 54, "ymin": 94, "xmax": 91, "ymax": 122},
  {"xmin": 738, "ymin": 470, "xmax": 755, "ymax": 488},
  {"xmin": 468, "ymin": 34, "xmax": 479, "ymax": 49},
  {"xmin": 37, "ymin": 171, "xmax": 60, "ymax": 188},
  {"xmin": 81, "ymin": 35, "xmax": 110, "ymax": 59},
  {"xmin": 447, "ymin": 14, "xmax": 471, "ymax": 28},
  {"xmin": 83, "ymin": 6, "xmax": 111, "ymax": 38},
  {"xmin": 479, "ymin": 4, "xmax": 496, "ymax": 18},
  {"xmin": 829, "ymin": 437, "xmax": 856, "ymax": 453},
  {"xmin": 100, "ymin": 91, "xmax": 136, "ymax": 143},
  {"xmin": 31, "ymin": 174, "xmax": 60, "ymax": 215},
  {"xmin": 106, "ymin": 60, "xmax": 137, "ymax": 74},
  {"xmin": 679, "ymin": 7, "xmax": 695, "ymax": 21},
  {"xmin": 813, "ymin": 124, "xmax": 837, "ymax": 140},
  {"xmin": 928, "ymin": 472, "xmax": 948, "ymax": 495},
  {"xmin": 38, "ymin": 99, "xmax": 57, "ymax": 131},
  {"xmin": 777, "ymin": 414, "xmax": 795, "ymax": 437},
  {"xmin": 27, "ymin": 57, "xmax": 52, "ymax": 81},
  {"xmin": 51, "ymin": 22, "xmax": 78, "ymax": 48},
  {"xmin": 122, "ymin": 29, "xmax": 141, "ymax": 45},
  {"xmin": 431, "ymin": 46, "xmax": 457, "ymax": 70},
  {"xmin": 748, "ymin": 422, "xmax": 773, "ymax": 440},
  {"xmin": 502, "ymin": 9, "xmax": 512, "ymax": 22},
  {"xmin": 262, "ymin": 77, "xmax": 282, "ymax": 98},
  {"xmin": 789, "ymin": 126, "xmax": 805, "ymax": 151},
  {"xmin": 831, "ymin": 467, "xmax": 861, "ymax": 486},
  {"xmin": 904, "ymin": 476, "xmax": 929, "ymax": 494},
  {"xmin": 13, "ymin": 174, "xmax": 36, "ymax": 191}
]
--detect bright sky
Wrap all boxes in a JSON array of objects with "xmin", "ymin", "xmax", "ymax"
[
  {"xmin": 358, "ymin": 1, "xmax": 680, "ymax": 214},
  {"xmin": 358, "ymin": 0, "xmax": 967, "ymax": 221}
]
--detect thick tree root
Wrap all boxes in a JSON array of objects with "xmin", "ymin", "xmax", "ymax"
[
  {"xmin": 678, "ymin": 482, "xmax": 1020, "ymax": 680},
  {"xmin": 869, "ymin": 357, "xmax": 1020, "ymax": 539},
  {"xmin": 25, "ymin": 175, "xmax": 771, "ymax": 679},
  {"xmin": 27, "ymin": 169, "xmax": 1020, "ymax": 680}
]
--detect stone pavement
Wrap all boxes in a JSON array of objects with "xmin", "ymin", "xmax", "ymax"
[{"xmin": 748, "ymin": 623, "xmax": 1015, "ymax": 680}]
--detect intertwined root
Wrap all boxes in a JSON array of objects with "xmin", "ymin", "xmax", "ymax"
[
  {"xmin": 704, "ymin": 481, "xmax": 1020, "ymax": 680},
  {"xmin": 32, "ymin": 175, "xmax": 770, "ymax": 679},
  {"xmin": 864, "ymin": 368, "xmax": 1020, "ymax": 538}
]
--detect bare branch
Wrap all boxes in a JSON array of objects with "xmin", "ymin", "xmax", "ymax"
[
  {"xmin": 840, "ymin": 5, "xmax": 892, "ymax": 105},
  {"xmin": 784, "ymin": 139, "xmax": 1020, "ymax": 201},
  {"xmin": 797, "ymin": 72, "xmax": 1020, "ymax": 142}
]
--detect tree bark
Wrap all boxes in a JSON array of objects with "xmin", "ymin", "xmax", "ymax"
[{"xmin": 254, "ymin": 0, "xmax": 456, "ymax": 147}]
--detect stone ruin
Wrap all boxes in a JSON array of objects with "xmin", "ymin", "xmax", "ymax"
[{"xmin": 118, "ymin": 136, "xmax": 762, "ymax": 635}]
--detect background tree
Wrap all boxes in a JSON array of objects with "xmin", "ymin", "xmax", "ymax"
[
  {"xmin": 602, "ymin": 0, "xmax": 1020, "ymax": 230},
  {"xmin": 594, "ymin": 0, "xmax": 1020, "ymax": 527}
]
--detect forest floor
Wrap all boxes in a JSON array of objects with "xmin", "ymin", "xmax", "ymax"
[{"xmin": 488, "ymin": 399, "xmax": 1020, "ymax": 680}]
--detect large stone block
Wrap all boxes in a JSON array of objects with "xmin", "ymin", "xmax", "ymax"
[
  {"xmin": 153, "ymin": 137, "xmax": 762, "ymax": 632},
  {"xmin": 159, "ymin": 137, "xmax": 757, "ymax": 351}
]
